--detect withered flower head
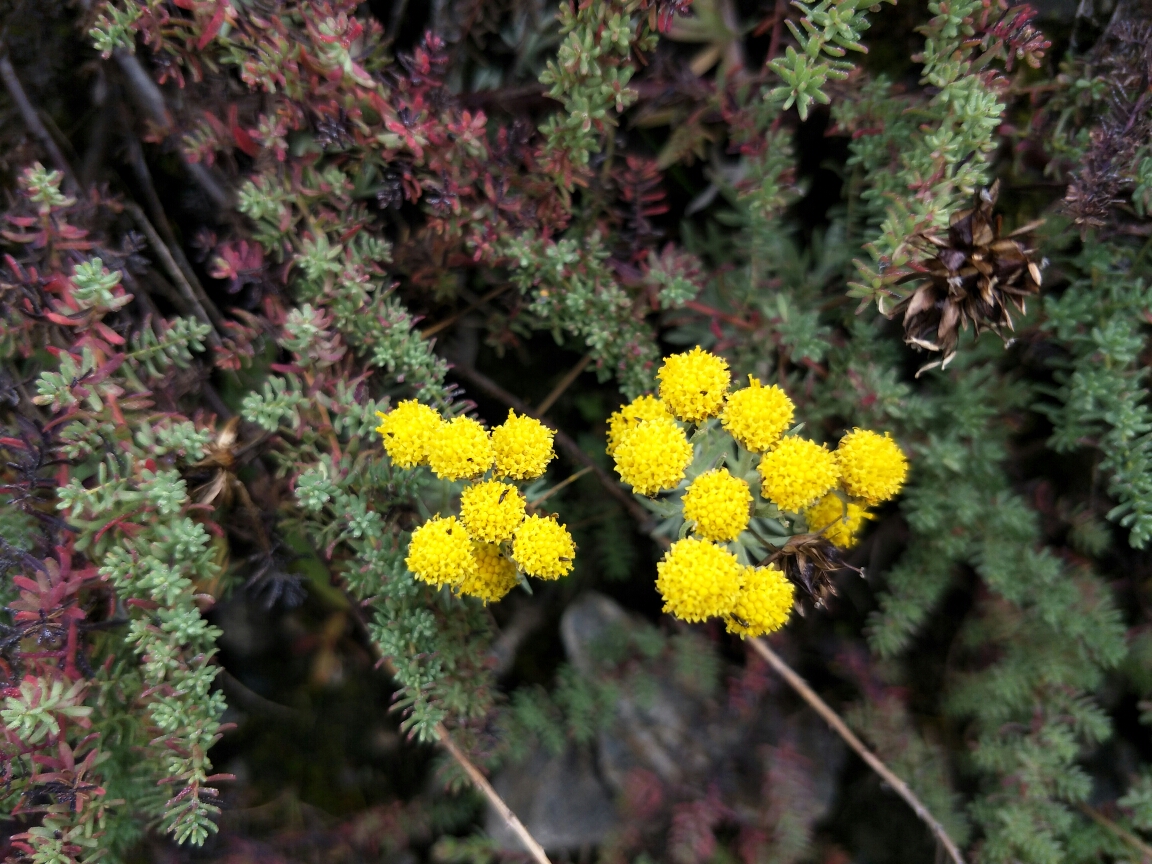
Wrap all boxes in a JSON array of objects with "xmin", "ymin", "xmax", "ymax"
[
  {"xmin": 764, "ymin": 533, "xmax": 862, "ymax": 611},
  {"xmin": 892, "ymin": 181, "xmax": 1043, "ymax": 374}
]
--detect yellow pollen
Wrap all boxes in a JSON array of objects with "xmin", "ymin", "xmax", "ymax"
[
  {"xmin": 657, "ymin": 346, "xmax": 731, "ymax": 423},
  {"xmin": 682, "ymin": 468, "xmax": 752, "ymax": 542},
  {"xmin": 721, "ymin": 376, "xmax": 795, "ymax": 452},
  {"xmin": 655, "ymin": 537, "xmax": 743, "ymax": 623},
  {"xmin": 758, "ymin": 436, "xmax": 840, "ymax": 513},
  {"xmin": 426, "ymin": 416, "xmax": 494, "ymax": 481},
  {"xmin": 375, "ymin": 400, "xmax": 443, "ymax": 469},
  {"xmin": 460, "ymin": 480, "xmax": 527, "ymax": 543},
  {"xmin": 835, "ymin": 428, "xmax": 909, "ymax": 505},
  {"xmin": 725, "ymin": 564, "xmax": 794, "ymax": 638},
  {"xmin": 405, "ymin": 515, "xmax": 475, "ymax": 588},
  {"xmin": 612, "ymin": 416, "xmax": 693, "ymax": 496},
  {"xmin": 512, "ymin": 514, "xmax": 576, "ymax": 580}
]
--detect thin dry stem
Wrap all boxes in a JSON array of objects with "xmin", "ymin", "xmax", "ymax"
[
  {"xmin": 341, "ymin": 605, "xmax": 554, "ymax": 864},
  {"xmin": 125, "ymin": 202, "xmax": 224, "ymax": 347},
  {"xmin": 535, "ymin": 353, "xmax": 591, "ymax": 416},
  {"xmin": 1079, "ymin": 803, "xmax": 1152, "ymax": 862},
  {"xmin": 530, "ymin": 465, "xmax": 593, "ymax": 508},
  {"xmin": 422, "ymin": 283, "xmax": 512, "ymax": 337},
  {"xmin": 114, "ymin": 51, "xmax": 233, "ymax": 210},
  {"xmin": 436, "ymin": 723, "xmax": 552, "ymax": 864},
  {"xmin": 0, "ymin": 50, "xmax": 78, "ymax": 191},
  {"xmin": 748, "ymin": 637, "xmax": 966, "ymax": 864}
]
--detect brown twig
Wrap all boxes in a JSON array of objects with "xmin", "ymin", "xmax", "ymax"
[
  {"xmin": 339, "ymin": 602, "xmax": 553, "ymax": 864},
  {"xmin": 436, "ymin": 722, "xmax": 552, "ymax": 864},
  {"xmin": 421, "ymin": 283, "xmax": 513, "ymax": 338},
  {"xmin": 1079, "ymin": 803, "xmax": 1152, "ymax": 862},
  {"xmin": 535, "ymin": 354, "xmax": 592, "ymax": 416},
  {"xmin": 113, "ymin": 50, "xmax": 232, "ymax": 210},
  {"xmin": 450, "ymin": 363, "xmax": 650, "ymax": 526},
  {"xmin": 529, "ymin": 465, "xmax": 593, "ymax": 508},
  {"xmin": 121, "ymin": 115, "xmax": 219, "ymax": 329},
  {"xmin": 747, "ymin": 637, "xmax": 966, "ymax": 864},
  {"xmin": 125, "ymin": 201, "xmax": 224, "ymax": 347},
  {"xmin": 0, "ymin": 50, "xmax": 79, "ymax": 191}
]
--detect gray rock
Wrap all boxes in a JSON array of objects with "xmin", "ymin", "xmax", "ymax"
[
  {"xmin": 485, "ymin": 592, "xmax": 845, "ymax": 854},
  {"xmin": 483, "ymin": 745, "xmax": 618, "ymax": 853}
]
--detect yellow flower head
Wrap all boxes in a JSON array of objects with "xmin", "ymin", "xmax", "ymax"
[
  {"xmin": 721, "ymin": 376, "xmax": 795, "ymax": 453},
  {"xmin": 426, "ymin": 416, "xmax": 494, "ymax": 481},
  {"xmin": 458, "ymin": 543, "xmax": 520, "ymax": 604},
  {"xmin": 804, "ymin": 493, "xmax": 872, "ymax": 549},
  {"xmin": 375, "ymin": 400, "xmax": 443, "ymax": 469},
  {"xmin": 758, "ymin": 437, "xmax": 840, "ymax": 513},
  {"xmin": 612, "ymin": 417, "xmax": 694, "ymax": 496},
  {"xmin": 460, "ymin": 480, "xmax": 527, "ymax": 543},
  {"xmin": 406, "ymin": 516, "xmax": 475, "ymax": 588},
  {"xmin": 683, "ymin": 468, "xmax": 752, "ymax": 542},
  {"xmin": 655, "ymin": 537, "xmax": 743, "ymax": 623},
  {"xmin": 606, "ymin": 394, "xmax": 671, "ymax": 456},
  {"xmin": 835, "ymin": 428, "xmax": 909, "ymax": 505},
  {"xmin": 512, "ymin": 514, "xmax": 576, "ymax": 580},
  {"xmin": 658, "ymin": 347, "xmax": 731, "ymax": 423},
  {"xmin": 726, "ymin": 565, "xmax": 794, "ymax": 638},
  {"xmin": 493, "ymin": 410, "xmax": 556, "ymax": 480}
]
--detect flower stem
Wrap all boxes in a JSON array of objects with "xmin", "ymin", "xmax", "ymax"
[{"xmin": 748, "ymin": 636, "xmax": 966, "ymax": 864}]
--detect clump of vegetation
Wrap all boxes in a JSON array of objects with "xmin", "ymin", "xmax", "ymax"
[{"xmin": 1, "ymin": 1, "xmax": 1151, "ymax": 863}]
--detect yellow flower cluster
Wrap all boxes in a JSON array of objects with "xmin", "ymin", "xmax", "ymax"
[
  {"xmin": 606, "ymin": 394, "xmax": 669, "ymax": 456},
  {"xmin": 459, "ymin": 543, "xmax": 520, "ymax": 603},
  {"xmin": 804, "ymin": 494, "xmax": 872, "ymax": 549},
  {"xmin": 376, "ymin": 404, "xmax": 555, "ymax": 482},
  {"xmin": 658, "ymin": 346, "xmax": 731, "ymax": 422},
  {"xmin": 378, "ymin": 400, "xmax": 576, "ymax": 603},
  {"xmin": 405, "ymin": 516, "xmax": 475, "ymax": 588},
  {"xmin": 655, "ymin": 538, "xmax": 743, "ymax": 622},
  {"xmin": 603, "ymin": 346, "xmax": 913, "ymax": 638},
  {"xmin": 722, "ymin": 376, "xmax": 794, "ymax": 452},
  {"xmin": 682, "ymin": 468, "xmax": 751, "ymax": 542},
  {"xmin": 726, "ymin": 565, "xmax": 794, "ymax": 638},
  {"xmin": 655, "ymin": 539, "xmax": 793, "ymax": 637},
  {"xmin": 376, "ymin": 400, "xmax": 442, "ymax": 469},
  {"xmin": 835, "ymin": 428, "xmax": 908, "ymax": 505},
  {"xmin": 493, "ymin": 410, "xmax": 556, "ymax": 479},
  {"xmin": 512, "ymin": 515, "xmax": 576, "ymax": 579},
  {"xmin": 758, "ymin": 437, "xmax": 840, "ymax": 513},
  {"xmin": 428, "ymin": 416, "xmax": 493, "ymax": 481},
  {"xmin": 612, "ymin": 415, "xmax": 693, "ymax": 496},
  {"xmin": 460, "ymin": 480, "xmax": 526, "ymax": 542}
]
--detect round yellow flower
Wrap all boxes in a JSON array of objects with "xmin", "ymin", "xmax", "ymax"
[
  {"xmin": 721, "ymin": 376, "xmax": 795, "ymax": 452},
  {"xmin": 460, "ymin": 480, "xmax": 526, "ymax": 543},
  {"xmin": 726, "ymin": 565, "xmax": 794, "ymax": 638},
  {"xmin": 458, "ymin": 543, "xmax": 520, "ymax": 604},
  {"xmin": 835, "ymin": 428, "xmax": 909, "ymax": 505},
  {"xmin": 657, "ymin": 347, "xmax": 731, "ymax": 423},
  {"xmin": 406, "ymin": 516, "xmax": 475, "ymax": 588},
  {"xmin": 804, "ymin": 493, "xmax": 872, "ymax": 549},
  {"xmin": 375, "ymin": 400, "xmax": 442, "ymax": 469},
  {"xmin": 606, "ymin": 394, "xmax": 671, "ymax": 456},
  {"xmin": 758, "ymin": 437, "xmax": 840, "ymax": 513},
  {"xmin": 512, "ymin": 515, "xmax": 576, "ymax": 580},
  {"xmin": 612, "ymin": 417, "xmax": 693, "ymax": 496},
  {"xmin": 655, "ymin": 537, "xmax": 743, "ymax": 623},
  {"xmin": 492, "ymin": 410, "xmax": 555, "ymax": 480},
  {"xmin": 682, "ymin": 468, "xmax": 752, "ymax": 542},
  {"xmin": 426, "ymin": 416, "xmax": 494, "ymax": 481}
]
